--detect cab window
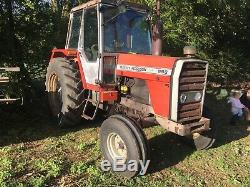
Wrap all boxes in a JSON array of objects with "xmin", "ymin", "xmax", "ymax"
[
  {"xmin": 68, "ymin": 11, "xmax": 82, "ymax": 49},
  {"xmin": 83, "ymin": 8, "xmax": 98, "ymax": 61}
]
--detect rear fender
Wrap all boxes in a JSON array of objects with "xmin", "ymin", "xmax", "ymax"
[
  {"xmin": 50, "ymin": 49, "xmax": 77, "ymax": 59},
  {"xmin": 49, "ymin": 49, "xmax": 87, "ymax": 89}
]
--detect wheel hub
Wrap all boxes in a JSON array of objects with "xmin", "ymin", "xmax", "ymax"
[
  {"xmin": 107, "ymin": 133, "xmax": 127, "ymax": 163},
  {"xmin": 49, "ymin": 74, "xmax": 62, "ymax": 107}
]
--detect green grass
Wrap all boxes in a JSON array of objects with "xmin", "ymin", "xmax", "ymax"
[{"xmin": 0, "ymin": 89, "xmax": 249, "ymax": 186}]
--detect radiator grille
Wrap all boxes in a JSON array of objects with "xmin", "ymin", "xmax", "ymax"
[{"xmin": 178, "ymin": 62, "xmax": 207, "ymax": 124}]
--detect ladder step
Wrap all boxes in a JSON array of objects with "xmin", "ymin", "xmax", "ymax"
[
  {"xmin": 81, "ymin": 113, "xmax": 92, "ymax": 120},
  {"xmin": 86, "ymin": 98, "xmax": 97, "ymax": 103},
  {"xmin": 82, "ymin": 91, "xmax": 99, "ymax": 121}
]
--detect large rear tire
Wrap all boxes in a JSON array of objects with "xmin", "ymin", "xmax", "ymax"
[{"xmin": 45, "ymin": 58, "xmax": 85, "ymax": 128}]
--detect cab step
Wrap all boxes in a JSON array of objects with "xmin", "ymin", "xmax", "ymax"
[{"xmin": 81, "ymin": 91, "xmax": 99, "ymax": 120}]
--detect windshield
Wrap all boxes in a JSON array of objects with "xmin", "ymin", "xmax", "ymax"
[{"xmin": 103, "ymin": 6, "xmax": 152, "ymax": 54}]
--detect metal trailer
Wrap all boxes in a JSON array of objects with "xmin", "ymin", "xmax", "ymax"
[{"xmin": 0, "ymin": 67, "xmax": 22, "ymax": 104}]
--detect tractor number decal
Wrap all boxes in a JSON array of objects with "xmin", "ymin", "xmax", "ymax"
[{"xmin": 117, "ymin": 64, "xmax": 172, "ymax": 76}]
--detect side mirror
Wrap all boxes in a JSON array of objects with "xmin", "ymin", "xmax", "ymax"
[{"xmin": 146, "ymin": 14, "xmax": 152, "ymax": 22}]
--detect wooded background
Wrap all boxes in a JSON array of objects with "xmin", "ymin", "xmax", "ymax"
[{"xmin": 0, "ymin": 0, "xmax": 250, "ymax": 86}]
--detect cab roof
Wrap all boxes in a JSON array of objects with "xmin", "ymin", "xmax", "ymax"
[{"xmin": 71, "ymin": 0, "xmax": 149, "ymax": 12}]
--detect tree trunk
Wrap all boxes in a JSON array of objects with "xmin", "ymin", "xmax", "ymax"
[
  {"xmin": 5, "ymin": 0, "xmax": 15, "ymax": 64},
  {"xmin": 5, "ymin": 0, "xmax": 32, "ymax": 97}
]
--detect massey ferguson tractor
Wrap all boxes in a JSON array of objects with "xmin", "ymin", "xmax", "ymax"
[{"xmin": 45, "ymin": 0, "xmax": 216, "ymax": 178}]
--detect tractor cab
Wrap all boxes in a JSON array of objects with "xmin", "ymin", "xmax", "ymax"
[
  {"xmin": 101, "ymin": 4, "xmax": 152, "ymax": 55},
  {"xmin": 65, "ymin": 0, "xmax": 151, "ymax": 85}
]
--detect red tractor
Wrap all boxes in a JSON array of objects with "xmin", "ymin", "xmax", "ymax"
[{"xmin": 46, "ymin": 0, "xmax": 216, "ymax": 178}]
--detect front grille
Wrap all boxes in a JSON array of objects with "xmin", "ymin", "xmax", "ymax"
[{"xmin": 177, "ymin": 62, "xmax": 207, "ymax": 124}]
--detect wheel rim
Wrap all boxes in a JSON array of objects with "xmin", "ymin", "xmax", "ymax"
[
  {"xmin": 107, "ymin": 133, "xmax": 128, "ymax": 163},
  {"xmin": 48, "ymin": 73, "xmax": 62, "ymax": 114}
]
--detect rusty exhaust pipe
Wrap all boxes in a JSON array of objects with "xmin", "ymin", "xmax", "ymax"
[{"xmin": 152, "ymin": 0, "xmax": 163, "ymax": 56}]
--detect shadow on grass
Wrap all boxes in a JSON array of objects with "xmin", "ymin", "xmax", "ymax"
[
  {"xmin": 205, "ymin": 89, "xmax": 249, "ymax": 147},
  {"xmin": 148, "ymin": 88, "xmax": 249, "ymax": 174},
  {"xmin": 0, "ymin": 87, "xmax": 249, "ymax": 174},
  {"xmin": 148, "ymin": 132, "xmax": 194, "ymax": 174},
  {"xmin": 0, "ymin": 97, "xmax": 103, "ymax": 147}
]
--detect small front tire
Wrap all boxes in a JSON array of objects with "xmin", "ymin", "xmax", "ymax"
[{"xmin": 100, "ymin": 116, "xmax": 148, "ymax": 178}]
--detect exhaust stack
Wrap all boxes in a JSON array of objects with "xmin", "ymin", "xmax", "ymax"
[{"xmin": 152, "ymin": 0, "xmax": 163, "ymax": 56}]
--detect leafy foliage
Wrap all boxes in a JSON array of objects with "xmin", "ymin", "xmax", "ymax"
[
  {"xmin": 135, "ymin": 0, "xmax": 250, "ymax": 83},
  {"xmin": 0, "ymin": 0, "xmax": 249, "ymax": 84}
]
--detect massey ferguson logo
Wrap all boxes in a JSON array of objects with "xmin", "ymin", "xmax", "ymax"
[
  {"xmin": 119, "ymin": 65, "xmax": 130, "ymax": 70},
  {"xmin": 131, "ymin": 67, "xmax": 147, "ymax": 72},
  {"xmin": 117, "ymin": 65, "xmax": 172, "ymax": 76},
  {"xmin": 180, "ymin": 94, "xmax": 187, "ymax": 103}
]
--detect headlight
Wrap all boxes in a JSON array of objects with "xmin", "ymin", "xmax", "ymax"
[
  {"xmin": 194, "ymin": 92, "xmax": 202, "ymax": 101},
  {"xmin": 179, "ymin": 91, "xmax": 203, "ymax": 104}
]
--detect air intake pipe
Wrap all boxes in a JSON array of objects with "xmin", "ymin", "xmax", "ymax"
[{"xmin": 152, "ymin": 0, "xmax": 163, "ymax": 56}]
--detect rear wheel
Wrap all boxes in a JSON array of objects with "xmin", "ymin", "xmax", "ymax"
[
  {"xmin": 100, "ymin": 116, "xmax": 149, "ymax": 178},
  {"xmin": 46, "ymin": 58, "xmax": 85, "ymax": 127}
]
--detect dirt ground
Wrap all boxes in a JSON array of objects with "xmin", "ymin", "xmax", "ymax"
[{"xmin": 0, "ymin": 89, "xmax": 249, "ymax": 186}]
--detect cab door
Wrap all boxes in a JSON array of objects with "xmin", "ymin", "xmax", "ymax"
[
  {"xmin": 79, "ymin": 6, "xmax": 101, "ymax": 85},
  {"xmin": 66, "ymin": 6, "xmax": 102, "ymax": 86}
]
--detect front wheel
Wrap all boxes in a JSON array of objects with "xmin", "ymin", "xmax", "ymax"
[{"xmin": 100, "ymin": 116, "xmax": 149, "ymax": 178}]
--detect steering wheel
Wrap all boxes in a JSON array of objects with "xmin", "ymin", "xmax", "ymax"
[{"xmin": 113, "ymin": 40, "xmax": 124, "ymax": 50}]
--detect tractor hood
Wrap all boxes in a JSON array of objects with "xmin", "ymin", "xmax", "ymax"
[{"xmin": 114, "ymin": 53, "xmax": 178, "ymax": 82}]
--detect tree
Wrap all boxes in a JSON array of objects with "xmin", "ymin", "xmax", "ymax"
[{"xmin": 0, "ymin": 0, "xmax": 250, "ymax": 87}]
